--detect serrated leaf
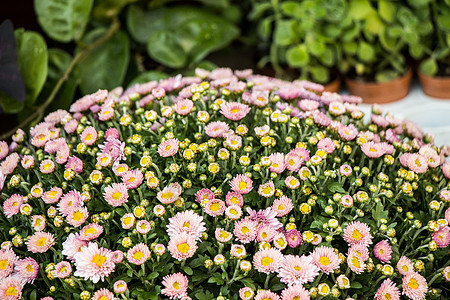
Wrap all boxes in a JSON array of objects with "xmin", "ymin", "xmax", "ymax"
[
  {"xmin": 327, "ymin": 182, "xmax": 346, "ymax": 193},
  {"xmin": 274, "ymin": 20, "xmax": 297, "ymax": 46},
  {"xmin": 378, "ymin": 0, "xmax": 396, "ymax": 23},
  {"xmin": 78, "ymin": 29, "xmax": 129, "ymax": 94},
  {"xmin": 15, "ymin": 29, "xmax": 48, "ymax": 106},
  {"xmin": 357, "ymin": 42, "xmax": 375, "ymax": 63},
  {"xmin": 286, "ymin": 44, "xmax": 309, "ymax": 67},
  {"xmin": 420, "ymin": 58, "xmax": 438, "ymax": 76},
  {"xmin": 34, "ymin": 0, "xmax": 93, "ymax": 42},
  {"xmin": 147, "ymin": 30, "xmax": 187, "ymax": 69}
]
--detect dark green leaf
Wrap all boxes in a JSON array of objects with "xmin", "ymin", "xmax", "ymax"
[
  {"xmin": 240, "ymin": 278, "xmax": 256, "ymax": 290},
  {"xmin": 93, "ymin": 0, "xmax": 137, "ymax": 21},
  {"xmin": 183, "ymin": 266, "xmax": 193, "ymax": 275},
  {"xmin": 34, "ymin": 0, "xmax": 93, "ymax": 42},
  {"xmin": 128, "ymin": 71, "xmax": 168, "ymax": 87},
  {"xmin": 147, "ymin": 271, "xmax": 159, "ymax": 280},
  {"xmin": 15, "ymin": 29, "xmax": 48, "ymax": 106},
  {"xmin": 78, "ymin": 29, "xmax": 129, "ymax": 94},
  {"xmin": 438, "ymin": 13, "xmax": 450, "ymax": 32},
  {"xmin": 420, "ymin": 58, "xmax": 438, "ymax": 76},
  {"xmin": 248, "ymin": 2, "xmax": 272, "ymax": 20},
  {"xmin": 258, "ymin": 17, "xmax": 273, "ymax": 40},
  {"xmin": 351, "ymin": 281, "xmax": 363, "ymax": 289},
  {"xmin": 146, "ymin": 30, "xmax": 187, "ymax": 68},
  {"xmin": 286, "ymin": 44, "xmax": 309, "ymax": 67},
  {"xmin": 0, "ymin": 90, "xmax": 24, "ymax": 113},
  {"xmin": 327, "ymin": 182, "xmax": 346, "ymax": 193}
]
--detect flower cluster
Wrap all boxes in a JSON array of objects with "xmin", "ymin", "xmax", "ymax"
[{"xmin": 0, "ymin": 68, "xmax": 449, "ymax": 299}]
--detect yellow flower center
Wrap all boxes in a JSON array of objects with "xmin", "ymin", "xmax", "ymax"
[
  {"xmin": 244, "ymin": 291, "xmax": 251, "ymax": 298},
  {"xmin": 112, "ymin": 192, "xmax": 122, "ymax": 200},
  {"xmin": 165, "ymin": 145, "xmax": 172, "ymax": 151},
  {"xmin": 133, "ymin": 251, "xmax": 144, "ymax": 260},
  {"xmin": 408, "ymin": 278, "xmax": 418, "ymax": 289},
  {"xmin": 241, "ymin": 226, "xmax": 250, "ymax": 234},
  {"xmin": 261, "ymin": 257, "xmax": 273, "ymax": 266},
  {"xmin": 117, "ymin": 166, "xmax": 126, "ymax": 172},
  {"xmin": 177, "ymin": 243, "xmax": 190, "ymax": 254},
  {"xmin": 262, "ymin": 232, "xmax": 268, "ymax": 239},
  {"xmin": 238, "ymin": 181, "xmax": 247, "ymax": 190},
  {"xmin": 73, "ymin": 211, "xmax": 84, "ymax": 222},
  {"xmin": 219, "ymin": 231, "xmax": 229, "ymax": 239},
  {"xmin": 161, "ymin": 192, "xmax": 173, "ymax": 199},
  {"xmin": 92, "ymin": 174, "xmax": 100, "ymax": 181},
  {"xmin": 402, "ymin": 265, "xmax": 409, "ymax": 273},
  {"xmin": 230, "ymin": 197, "xmax": 239, "ymax": 204},
  {"xmin": 183, "ymin": 222, "xmax": 190, "ymax": 228},
  {"xmin": 289, "ymin": 179, "xmax": 297, "ymax": 186},
  {"xmin": 85, "ymin": 134, "xmax": 92, "ymax": 141},
  {"xmin": 276, "ymin": 238, "xmax": 285, "ymax": 247},
  {"xmin": 384, "ymin": 294, "xmax": 391, "ymax": 300},
  {"xmin": 294, "ymin": 265, "xmax": 301, "ymax": 271},
  {"xmin": 37, "ymin": 237, "xmax": 47, "ymax": 247},
  {"xmin": 91, "ymin": 254, "xmax": 106, "ymax": 267},
  {"xmin": 351, "ymin": 256, "xmax": 360, "ymax": 268},
  {"xmin": 43, "ymin": 163, "xmax": 51, "ymax": 170},
  {"xmin": 0, "ymin": 260, "xmax": 8, "ymax": 270},
  {"xmin": 352, "ymin": 229, "xmax": 362, "ymax": 240},
  {"xmin": 173, "ymin": 281, "xmax": 180, "ymax": 290},
  {"xmin": 319, "ymin": 256, "xmax": 331, "ymax": 266},
  {"xmin": 6, "ymin": 286, "xmax": 17, "ymax": 296},
  {"xmin": 99, "ymin": 296, "xmax": 107, "ymax": 300},
  {"xmin": 231, "ymin": 108, "xmax": 239, "ymax": 113},
  {"xmin": 85, "ymin": 228, "xmax": 97, "ymax": 236},
  {"xmin": 210, "ymin": 203, "xmax": 220, "ymax": 211},
  {"xmin": 262, "ymin": 186, "xmax": 272, "ymax": 195}
]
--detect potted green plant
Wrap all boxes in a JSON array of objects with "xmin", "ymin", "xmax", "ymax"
[
  {"xmin": 339, "ymin": 0, "xmax": 431, "ymax": 103},
  {"xmin": 249, "ymin": 0, "xmax": 347, "ymax": 92},
  {"xmin": 415, "ymin": 0, "xmax": 450, "ymax": 98}
]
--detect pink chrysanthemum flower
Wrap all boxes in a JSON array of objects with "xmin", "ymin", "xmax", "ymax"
[
  {"xmin": 317, "ymin": 137, "xmax": 336, "ymax": 154},
  {"xmin": 66, "ymin": 206, "xmax": 89, "ymax": 227},
  {"xmin": 347, "ymin": 252, "xmax": 365, "ymax": 274},
  {"xmin": 0, "ymin": 153, "xmax": 20, "ymax": 175},
  {"xmin": 247, "ymin": 207, "xmax": 283, "ymax": 230},
  {"xmin": 373, "ymin": 240, "xmax": 392, "ymax": 263},
  {"xmin": 239, "ymin": 287, "xmax": 255, "ymax": 300},
  {"xmin": 230, "ymin": 174, "xmax": 253, "ymax": 194},
  {"xmin": 73, "ymin": 242, "xmax": 115, "ymax": 283},
  {"xmin": 278, "ymin": 255, "xmax": 319, "ymax": 286},
  {"xmin": 254, "ymin": 125, "xmax": 270, "ymax": 137},
  {"xmin": 253, "ymin": 248, "xmax": 283, "ymax": 274},
  {"xmin": 167, "ymin": 210, "xmax": 206, "ymax": 241},
  {"xmin": 39, "ymin": 159, "xmax": 55, "ymax": 174},
  {"xmin": 299, "ymin": 99, "xmax": 319, "ymax": 111},
  {"xmin": 3, "ymin": 194, "xmax": 24, "ymax": 218},
  {"xmin": 112, "ymin": 250, "xmax": 124, "ymax": 264},
  {"xmin": 92, "ymin": 288, "xmax": 114, "ymax": 300},
  {"xmin": 103, "ymin": 183, "xmax": 129, "ymax": 207},
  {"xmin": 273, "ymin": 233, "xmax": 288, "ymax": 250},
  {"xmin": 285, "ymin": 230, "xmax": 302, "ymax": 248},
  {"xmin": 64, "ymin": 119, "xmax": 78, "ymax": 134},
  {"xmin": 255, "ymin": 290, "xmax": 280, "ymax": 300},
  {"xmin": 343, "ymin": 221, "xmax": 373, "ymax": 246},
  {"xmin": 26, "ymin": 232, "xmax": 55, "ymax": 253},
  {"xmin": 256, "ymin": 224, "xmax": 277, "ymax": 243},
  {"xmin": 338, "ymin": 124, "xmax": 358, "ymax": 141},
  {"xmin": 225, "ymin": 191, "xmax": 244, "ymax": 207},
  {"xmin": 397, "ymin": 256, "xmax": 414, "ymax": 276},
  {"xmin": 340, "ymin": 195, "xmax": 353, "ymax": 208},
  {"xmin": 161, "ymin": 273, "xmax": 189, "ymax": 299},
  {"xmin": 157, "ymin": 183, "xmax": 182, "ymax": 204},
  {"xmin": 21, "ymin": 155, "xmax": 35, "ymax": 169},
  {"xmin": 234, "ymin": 218, "xmax": 258, "ymax": 244},
  {"xmin": 339, "ymin": 164, "xmax": 352, "ymax": 177},
  {"xmin": 285, "ymin": 152, "xmax": 303, "ymax": 172},
  {"xmin": 348, "ymin": 244, "xmax": 369, "ymax": 262},
  {"xmin": 127, "ymin": 243, "xmax": 151, "ymax": 265},
  {"xmin": 225, "ymin": 205, "xmax": 242, "ymax": 220},
  {"xmin": 0, "ymin": 141, "xmax": 9, "ymax": 160},
  {"xmin": 0, "ymin": 276, "xmax": 23, "ymax": 299},
  {"xmin": 375, "ymin": 278, "xmax": 400, "ymax": 300},
  {"xmin": 204, "ymin": 199, "xmax": 226, "ymax": 217},
  {"xmin": 121, "ymin": 213, "xmax": 135, "ymax": 229},
  {"xmin": 52, "ymin": 261, "xmax": 72, "ymax": 278},
  {"xmin": 402, "ymin": 272, "xmax": 428, "ymax": 300},
  {"xmin": 158, "ymin": 139, "xmax": 179, "ymax": 157},
  {"xmin": 269, "ymin": 153, "xmax": 286, "ymax": 174},
  {"xmin": 62, "ymin": 233, "xmax": 88, "ymax": 261},
  {"xmin": 258, "ymin": 181, "xmax": 275, "ymax": 198},
  {"xmin": 154, "ymin": 244, "xmax": 166, "ymax": 256},
  {"xmin": 407, "ymin": 154, "xmax": 428, "ymax": 174},
  {"xmin": 231, "ymin": 244, "xmax": 247, "ymax": 259},
  {"xmin": 0, "ymin": 249, "xmax": 18, "ymax": 280},
  {"xmin": 215, "ymin": 228, "xmax": 233, "ymax": 243},
  {"xmin": 432, "ymin": 226, "xmax": 450, "ymax": 247},
  {"xmin": 42, "ymin": 187, "xmax": 63, "ymax": 204},
  {"xmin": 272, "ymin": 196, "xmax": 293, "ymax": 217},
  {"xmin": 220, "ymin": 102, "xmax": 251, "ymax": 121},
  {"xmin": 58, "ymin": 190, "xmax": 83, "ymax": 217},
  {"xmin": 361, "ymin": 141, "xmax": 386, "ymax": 158},
  {"xmin": 80, "ymin": 126, "xmax": 98, "ymax": 146},
  {"xmin": 281, "ymin": 285, "xmax": 310, "ymax": 300},
  {"xmin": 99, "ymin": 138, "xmax": 125, "ymax": 166},
  {"xmin": 168, "ymin": 232, "xmax": 198, "ymax": 261},
  {"xmin": 66, "ymin": 156, "xmax": 84, "ymax": 174},
  {"xmin": 136, "ymin": 220, "xmax": 151, "ymax": 234},
  {"xmin": 79, "ymin": 223, "xmax": 104, "ymax": 241},
  {"xmin": 174, "ymin": 99, "xmax": 194, "ymax": 115},
  {"xmin": 285, "ymin": 176, "xmax": 300, "ymax": 190},
  {"xmin": 112, "ymin": 164, "xmax": 128, "ymax": 177},
  {"xmin": 205, "ymin": 121, "xmax": 230, "ymax": 138},
  {"xmin": 98, "ymin": 105, "xmax": 114, "ymax": 121},
  {"xmin": 195, "ymin": 188, "xmax": 215, "ymax": 203},
  {"xmin": 121, "ymin": 169, "xmax": 144, "ymax": 189},
  {"xmin": 114, "ymin": 280, "xmax": 128, "ymax": 294},
  {"xmin": 311, "ymin": 246, "xmax": 340, "ymax": 274}
]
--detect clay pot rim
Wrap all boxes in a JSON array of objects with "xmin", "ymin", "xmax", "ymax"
[{"xmin": 344, "ymin": 69, "xmax": 412, "ymax": 86}]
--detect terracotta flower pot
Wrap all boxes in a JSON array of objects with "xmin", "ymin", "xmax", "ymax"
[
  {"xmin": 417, "ymin": 71, "xmax": 450, "ymax": 99},
  {"xmin": 344, "ymin": 69, "xmax": 412, "ymax": 104},
  {"xmin": 323, "ymin": 77, "xmax": 341, "ymax": 93}
]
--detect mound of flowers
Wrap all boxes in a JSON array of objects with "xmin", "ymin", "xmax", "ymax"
[{"xmin": 0, "ymin": 68, "xmax": 449, "ymax": 300}]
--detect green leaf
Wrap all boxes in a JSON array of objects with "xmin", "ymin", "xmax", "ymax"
[
  {"xmin": 348, "ymin": 0, "xmax": 373, "ymax": 20},
  {"xmin": 34, "ymin": 0, "xmax": 93, "ymax": 42},
  {"xmin": 15, "ymin": 29, "xmax": 48, "ymax": 106},
  {"xmin": 364, "ymin": 11, "xmax": 384, "ymax": 35},
  {"xmin": 147, "ymin": 31, "xmax": 187, "ymax": 68},
  {"xmin": 207, "ymin": 273, "xmax": 224, "ymax": 285},
  {"xmin": 40, "ymin": 49, "xmax": 78, "ymax": 112},
  {"xmin": 319, "ymin": 48, "xmax": 334, "ymax": 67},
  {"xmin": 281, "ymin": 1, "xmax": 302, "ymax": 17},
  {"xmin": 343, "ymin": 42, "xmax": 358, "ymax": 54},
  {"xmin": 378, "ymin": 0, "xmax": 396, "ymax": 23},
  {"xmin": 438, "ymin": 13, "xmax": 450, "ymax": 33},
  {"xmin": 147, "ymin": 271, "xmax": 159, "ymax": 280},
  {"xmin": 310, "ymin": 66, "xmax": 329, "ymax": 83},
  {"xmin": 258, "ymin": 17, "xmax": 273, "ymax": 40},
  {"xmin": 327, "ymin": 182, "xmax": 346, "ymax": 194},
  {"xmin": 183, "ymin": 266, "xmax": 193, "ymax": 275},
  {"xmin": 351, "ymin": 281, "xmax": 363, "ymax": 289},
  {"xmin": 240, "ymin": 278, "xmax": 256, "ymax": 290},
  {"xmin": 93, "ymin": 0, "xmax": 137, "ymax": 21},
  {"xmin": 249, "ymin": 2, "xmax": 272, "ymax": 20},
  {"xmin": 0, "ymin": 90, "xmax": 24, "ymax": 113},
  {"xmin": 420, "ymin": 58, "xmax": 438, "ymax": 76},
  {"xmin": 128, "ymin": 71, "xmax": 168, "ymax": 87},
  {"xmin": 78, "ymin": 29, "xmax": 129, "ymax": 94},
  {"xmin": 380, "ymin": 30, "xmax": 397, "ymax": 51},
  {"xmin": 357, "ymin": 42, "xmax": 376, "ymax": 63},
  {"xmin": 274, "ymin": 20, "xmax": 297, "ymax": 46},
  {"xmin": 375, "ymin": 70, "xmax": 401, "ymax": 83},
  {"xmin": 305, "ymin": 34, "xmax": 325, "ymax": 57},
  {"xmin": 286, "ymin": 44, "xmax": 309, "ymax": 67}
]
